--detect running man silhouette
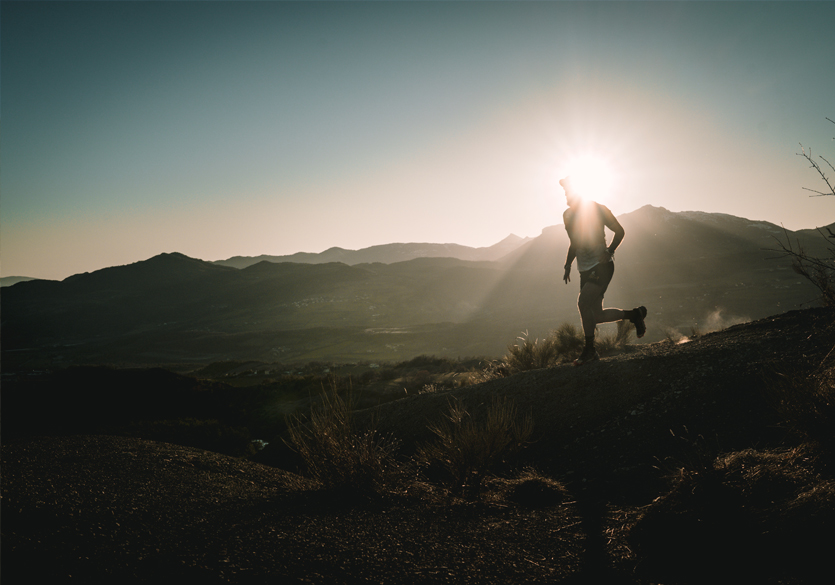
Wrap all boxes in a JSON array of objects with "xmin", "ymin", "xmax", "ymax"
[{"xmin": 560, "ymin": 176, "xmax": 647, "ymax": 365}]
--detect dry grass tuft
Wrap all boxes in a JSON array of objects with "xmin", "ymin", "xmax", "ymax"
[
  {"xmin": 414, "ymin": 396, "xmax": 534, "ymax": 497},
  {"xmin": 504, "ymin": 321, "xmax": 633, "ymax": 373},
  {"xmin": 504, "ymin": 330, "xmax": 560, "ymax": 372},
  {"xmin": 285, "ymin": 381, "xmax": 400, "ymax": 497},
  {"xmin": 631, "ymin": 444, "xmax": 835, "ymax": 584},
  {"xmin": 501, "ymin": 468, "xmax": 571, "ymax": 508}
]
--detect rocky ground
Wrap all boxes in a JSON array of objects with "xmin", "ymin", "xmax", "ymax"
[{"xmin": 3, "ymin": 306, "xmax": 834, "ymax": 584}]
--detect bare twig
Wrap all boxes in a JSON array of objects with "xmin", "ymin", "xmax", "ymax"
[
  {"xmin": 768, "ymin": 118, "xmax": 835, "ymax": 307},
  {"xmin": 768, "ymin": 226, "xmax": 835, "ymax": 307},
  {"xmin": 797, "ymin": 144, "xmax": 835, "ymax": 198}
]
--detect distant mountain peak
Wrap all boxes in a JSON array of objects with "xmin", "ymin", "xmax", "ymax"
[
  {"xmin": 496, "ymin": 234, "xmax": 523, "ymax": 245},
  {"xmin": 212, "ymin": 234, "xmax": 532, "ymax": 269}
]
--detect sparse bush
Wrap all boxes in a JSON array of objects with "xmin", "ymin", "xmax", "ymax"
[
  {"xmin": 503, "ymin": 321, "xmax": 630, "ymax": 372},
  {"xmin": 504, "ymin": 330, "xmax": 559, "ymax": 372},
  {"xmin": 414, "ymin": 395, "xmax": 534, "ymax": 497},
  {"xmin": 419, "ymin": 383, "xmax": 442, "ymax": 394},
  {"xmin": 284, "ymin": 381, "xmax": 399, "ymax": 496},
  {"xmin": 552, "ymin": 322, "xmax": 585, "ymax": 358},
  {"xmin": 460, "ymin": 360, "xmax": 511, "ymax": 385}
]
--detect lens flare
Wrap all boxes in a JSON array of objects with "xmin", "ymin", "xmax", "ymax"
[{"xmin": 557, "ymin": 153, "xmax": 618, "ymax": 205}]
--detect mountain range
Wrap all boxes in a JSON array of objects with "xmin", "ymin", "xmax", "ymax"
[
  {"xmin": 212, "ymin": 234, "xmax": 533, "ymax": 269},
  {"xmin": 2, "ymin": 205, "xmax": 831, "ymax": 369}
]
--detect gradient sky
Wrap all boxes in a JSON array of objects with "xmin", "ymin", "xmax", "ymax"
[{"xmin": 3, "ymin": 1, "xmax": 834, "ymax": 281}]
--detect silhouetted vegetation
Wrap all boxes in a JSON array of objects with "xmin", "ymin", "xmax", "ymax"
[
  {"xmin": 503, "ymin": 321, "xmax": 633, "ymax": 373},
  {"xmin": 414, "ymin": 396, "xmax": 534, "ymax": 497},
  {"xmin": 284, "ymin": 382, "xmax": 400, "ymax": 497},
  {"xmin": 772, "ymin": 116, "xmax": 835, "ymax": 306}
]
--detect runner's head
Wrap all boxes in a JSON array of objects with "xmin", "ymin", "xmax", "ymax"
[{"xmin": 560, "ymin": 176, "xmax": 581, "ymax": 208}]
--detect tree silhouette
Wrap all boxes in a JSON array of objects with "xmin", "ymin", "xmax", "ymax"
[{"xmin": 772, "ymin": 117, "xmax": 835, "ymax": 306}]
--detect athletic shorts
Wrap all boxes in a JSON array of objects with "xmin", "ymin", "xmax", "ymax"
[{"xmin": 579, "ymin": 261, "xmax": 615, "ymax": 297}]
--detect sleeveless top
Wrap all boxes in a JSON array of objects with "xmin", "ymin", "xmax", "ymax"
[{"xmin": 564, "ymin": 201, "xmax": 610, "ymax": 272}]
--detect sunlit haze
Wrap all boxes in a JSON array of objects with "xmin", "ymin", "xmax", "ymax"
[
  {"xmin": 555, "ymin": 153, "xmax": 620, "ymax": 208},
  {"xmin": 2, "ymin": 2, "xmax": 834, "ymax": 281}
]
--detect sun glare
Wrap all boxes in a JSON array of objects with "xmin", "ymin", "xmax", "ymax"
[{"xmin": 556, "ymin": 153, "xmax": 618, "ymax": 206}]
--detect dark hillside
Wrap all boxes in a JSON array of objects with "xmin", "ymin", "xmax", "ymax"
[
  {"xmin": 2, "ymin": 307, "xmax": 833, "ymax": 584},
  {"xmin": 1, "ymin": 207, "xmax": 827, "ymax": 368},
  {"xmin": 355, "ymin": 306, "xmax": 835, "ymax": 496}
]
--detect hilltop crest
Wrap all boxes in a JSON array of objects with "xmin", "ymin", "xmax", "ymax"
[{"xmin": 364, "ymin": 306, "xmax": 835, "ymax": 484}]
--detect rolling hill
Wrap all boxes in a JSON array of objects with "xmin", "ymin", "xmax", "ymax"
[
  {"xmin": 0, "ymin": 276, "xmax": 36, "ymax": 288},
  {"xmin": 2, "ymin": 206, "xmax": 831, "ymax": 369}
]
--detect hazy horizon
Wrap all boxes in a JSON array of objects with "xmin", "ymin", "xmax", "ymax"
[
  {"xmin": 1, "ymin": 202, "xmax": 823, "ymax": 283},
  {"xmin": 3, "ymin": 2, "xmax": 834, "ymax": 281}
]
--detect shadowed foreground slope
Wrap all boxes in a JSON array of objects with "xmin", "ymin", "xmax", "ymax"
[
  {"xmin": 2, "ymin": 307, "xmax": 833, "ymax": 584},
  {"xmin": 364, "ymin": 306, "xmax": 834, "ymax": 495}
]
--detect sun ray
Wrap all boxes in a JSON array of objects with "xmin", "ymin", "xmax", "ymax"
[{"xmin": 555, "ymin": 153, "xmax": 619, "ymax": 206}]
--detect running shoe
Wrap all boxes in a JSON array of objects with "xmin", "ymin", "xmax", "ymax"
[
  {"xmin": 631, "ymin": 306, "xmax": 648, "ymax": 338},
  {"xmin": 573, "ymin": 345, "xmax": 600, "ymax": 366}
]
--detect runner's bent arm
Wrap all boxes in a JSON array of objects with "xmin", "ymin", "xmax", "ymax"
[
  {"xmin": 563, "ymin": 209, "xmax": 576, "ymax": 283},
  {"xmin": 563, "ymin": 245, "xmax": 576, "ymax": 283},
  {"xmin": 601, "ymin": 205, "xmax": 625, "ymax": 256}
]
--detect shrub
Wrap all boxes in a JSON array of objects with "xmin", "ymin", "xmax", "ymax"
[
  {"xmin": 415, "ymin": 395, "xmax": 533, "ymax": 497},
  {"xmin": 551, "ymin": 322, "xmax": 585, "ymax": 357},
  {"xmin": 396, "ymin": 355, "xmax": 456, "ymax": 371},
  {"xmin": 503, "ymin": 321, "xmax": 630, "ymax": 373},
  {"xmin": 460, "ymin": 360, "xmax": 511, "ymax": 386},
  {"xmin": 504, "ymin": 330, "xmax": 558, "ymax": 372},
  {"xmin": 284, "ymin": 382, "xmax": 399, "ymax": 496},
  {"xmin": 419, "ymin": 383, "xmax": 442, "ymax": 394}
]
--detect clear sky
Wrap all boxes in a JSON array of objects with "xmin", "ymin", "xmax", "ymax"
[{"xmin": 2, "ymin": 1, "xmax": 834, "ymax": 281}]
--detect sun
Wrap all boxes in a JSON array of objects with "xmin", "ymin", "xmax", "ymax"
[{"xmin": 556, "ymin": 153, "xmax": 618, "ymax": 206}]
